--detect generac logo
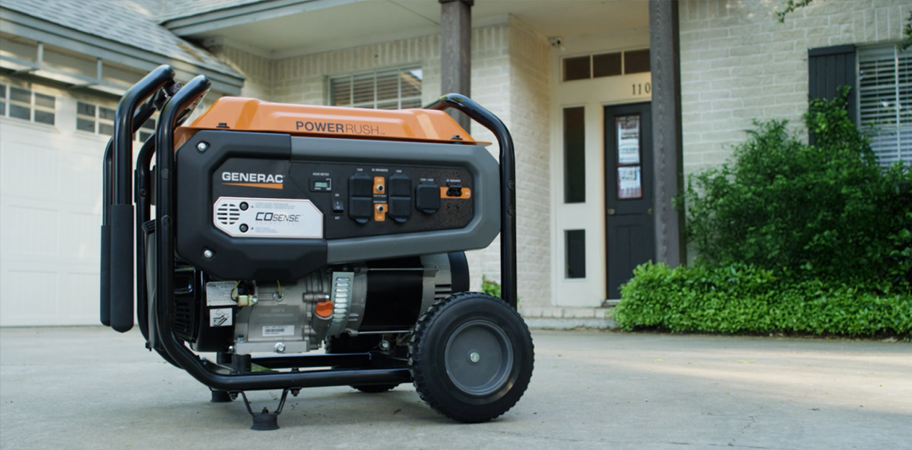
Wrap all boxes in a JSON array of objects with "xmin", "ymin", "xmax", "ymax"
[{"xmin": 221, "ymin": 172, "xmax": 284, "ymax": 190}]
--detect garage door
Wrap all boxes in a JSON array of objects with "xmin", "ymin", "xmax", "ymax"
[{"xmin": 0, "ymin": 87, "xmax": 111, "ymax": 326}]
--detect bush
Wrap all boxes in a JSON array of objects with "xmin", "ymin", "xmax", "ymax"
[
  {"xmin": 616, "ymin": 262, "xmax": 912, "ymax": 337},
  {"xmin": 684, "ymin": 88, "xmax": 912, "ymax": 285},
  {"xmin": 481, "ymin": 275, "xmax": 501, "ymax": 298},
  {"xmin": 617, "ymin": 90, "xmax": 912, "ymax": 337}
]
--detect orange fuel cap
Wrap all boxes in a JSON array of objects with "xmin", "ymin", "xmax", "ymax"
[{"xmin": 315, "ymin": 300, "xmax": 334, "ymax": 318}]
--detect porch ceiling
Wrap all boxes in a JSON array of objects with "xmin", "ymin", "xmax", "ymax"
[{"xmin": 176, "ymin": 0, "xmax": 649, "ymax": 58}]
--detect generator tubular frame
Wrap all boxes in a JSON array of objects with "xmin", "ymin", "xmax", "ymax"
[{"xmin": 102, "ymin": 65, "xmax": 518, "ymax": 393}]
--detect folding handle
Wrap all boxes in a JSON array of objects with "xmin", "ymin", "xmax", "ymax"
[
  {"xmin": 425, "ymin": 94, "xmax": 518, "ymax": 310},
  {"xmin": 102, "ymin": 65, "xmax": 175, "ymax": 332}
]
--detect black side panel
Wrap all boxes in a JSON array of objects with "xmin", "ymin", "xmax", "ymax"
[{"xmin": 176, "ymin": 130, "xmax": 327, "ymax": 280}]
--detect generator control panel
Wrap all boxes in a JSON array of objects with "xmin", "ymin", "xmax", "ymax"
[{"xmin": 210, "ymin": 158, "xmax": 475, "ymax": 240}]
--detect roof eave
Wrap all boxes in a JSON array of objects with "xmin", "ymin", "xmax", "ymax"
[
  {"xmin": 163, "ymin": 0, "xmax": 365, "ymax": 37},
  {"xmin": 0, "ymin": 8, "xmax": 245, "ymax": 95}
]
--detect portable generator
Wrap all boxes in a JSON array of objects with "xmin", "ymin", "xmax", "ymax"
[{"xmin": 99, "ymin": 65, "xmax": 533, "ymax": 429}]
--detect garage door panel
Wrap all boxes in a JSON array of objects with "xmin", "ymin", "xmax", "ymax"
[
  {"xmin": 60, "ymin": 152, "xmax": 103, "ymax": 201},
  {"xmin": 0, "ymin": 141, "xmax": 60, "ymax": 199},
  {"xmin": 0, "ymin": 270, "xmax": 59, "ymax": 324},
  {"xmin": 62, "ymin": 212, "xmax": 101, "ymax": 260},
  {"xmin": 60, "ymin": 272, "xmax": 100, "ymax": 323},
  {"xmin": 70, "ymin": 134, "xmax": 108, "ymax": 157},
  {"xmin": 1, "ymin": 205, "xmax": 59, "ymax": 257}
]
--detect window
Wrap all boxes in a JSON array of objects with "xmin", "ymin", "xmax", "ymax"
[
  {"xmin": 565, "ymin": 230, "xmax": 586, "ymax": 279},
  {"xmin": 563, "ymin": 107, "xmax": 586, "ymax": 203},
  {"xmin": 858, "ymin": 45, "xmax": 911, "ymax": 165},
  {"xmin": 77, "ymin": 101, "xmax": 155, "ymax": 141},
  {"xmin": 562, "ymin": 49, "xmax": 650, "ymax": 82},
  {"xmin": 1, "ymin": 85, "xmax": 55, "ymax": 125},
  {"xmin": 330, "ymin": 67, "xmax": 422, "ymax": 109}
]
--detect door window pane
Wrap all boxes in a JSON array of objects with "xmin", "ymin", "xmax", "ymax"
[
  {"xmin": 566, "ymin": 230, "xmax": 587, "ymax": 279},
  {"xmin": 77, "ymin": 101, "xmax": 95, "ymax": 116},
  {"xmin": 9, "ymin": 104, "xmax": 29, "ymax": 120},
  {"xmin": 624, "ymin": 49, "xmax": 651, "ymax": 74},
  {"xmin": 76, "ymin": 117, "xmax": 95, "ymax": 132},
  {"xmin": 563, "ymin": 56, "xmax": 591, "ymax": 81},
  {"xmin": 35, "ymin": 93, "xmax": 55, "ymax": 108},
  {"xmin": 99, "ymin": 123, "xmax": 114, "ymax": 136},
  {"xmin": 593, "ymin": 52, "xmax": 622, "ymax": 78},
  {"xmin": 10, "ymin": 87, "xmax": 30, "ymax": 103},
  {"xmin": 34, "ymin": 110, "xmax": 54, "ymax": 125},
  {"xmin": 563, "ymin": 107, "xmax": 586, "ymax": 203}
]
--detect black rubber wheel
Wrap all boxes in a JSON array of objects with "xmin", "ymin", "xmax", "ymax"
[
  {"xmin": 324, "ymin": 334, "xmax": 399, "ymax": 393},
  {"xmin": 409, "ymin": 292, "xmax": 534, "ymax": 423}
]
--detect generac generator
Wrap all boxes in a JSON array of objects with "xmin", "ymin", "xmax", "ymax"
[{"xmin": 99, "ymin": 65, "xmax": 533, "ymax": 429}]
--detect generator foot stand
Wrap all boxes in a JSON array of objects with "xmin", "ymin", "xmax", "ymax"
[
  {"xmin": 210, "ymin": 389, "xmax": 233, "ymax": 403},
  {"xmin": 241, "ymin": 389, "xmax": 290, "ymax": 431}
]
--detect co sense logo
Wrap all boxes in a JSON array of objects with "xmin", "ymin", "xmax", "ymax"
[{"xmin": 255, "ymin": 212, "xmax": 301, "ymax": 223}]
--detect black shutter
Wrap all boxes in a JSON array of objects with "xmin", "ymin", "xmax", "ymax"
[{"xmin": 808, "ymin": 44, "xmax": 857, "ymax": 124}]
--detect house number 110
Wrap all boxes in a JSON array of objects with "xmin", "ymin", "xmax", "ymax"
[{"xmin": 632, "ymin": 83, "xmax": 651, "ymax": 95}]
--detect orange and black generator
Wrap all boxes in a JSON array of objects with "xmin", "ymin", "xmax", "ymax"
[{"xmin": 99, "ymin": 65, "xmax": 533, "ymax": 429}]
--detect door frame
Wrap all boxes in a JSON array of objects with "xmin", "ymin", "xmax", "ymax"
[{"xmin": 547, "ymin": 31, "xmax": 654, "ymax": 308}]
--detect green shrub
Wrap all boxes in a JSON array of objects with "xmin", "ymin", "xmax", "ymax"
[
  {"xmin": 616, "ymin": 262, "xmax": 912, "ymax": 337},
  {"xmin": 684, "ymin": 88, "xmax": 912, "ymax": 286},
  {"xmin": 481, "ymin": 275, "xmax": 501, "ymax": 298}
]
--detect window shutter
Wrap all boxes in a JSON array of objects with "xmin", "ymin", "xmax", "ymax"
[{"xmin": 808, "ymin": 44, "xmax": 857, "ymax": 128}]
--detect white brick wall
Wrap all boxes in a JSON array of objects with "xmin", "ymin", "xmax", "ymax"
[
  {"xmin": 508, "ymin": 18, "xmax": 551, "ymax": 308},
  {"xmin": 208, "ymin": 44, "xmax": 274, "ymax": 100},
  {"xmin": 213, "ymin": 22, "xmax": 552, "ymax": 306},
  {"xmin": 679, "ymin": 0, "xmax": 911, "ymax": 176}
]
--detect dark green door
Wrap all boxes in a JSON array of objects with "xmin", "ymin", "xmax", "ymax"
[{"xmin": 604, "ymin": 102, "xmax": 655, "ymax": 298}]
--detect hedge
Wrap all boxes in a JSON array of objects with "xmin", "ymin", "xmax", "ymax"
[{"xmin": 616, "ymin": 262, "xmax": 912, "ymax": 337}]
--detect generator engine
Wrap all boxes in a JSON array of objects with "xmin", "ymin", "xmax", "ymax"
[
  {"xmin": 101, "ymin": 65, "xmax": 532, "ymax": 429},
  {"xmin": 172, "ymin": 253, "xmax": 468, "ymax": 355}
]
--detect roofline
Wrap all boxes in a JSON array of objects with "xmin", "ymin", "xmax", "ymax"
[
  {"xmin": 163, "ymin": 0, "xmax": 366, "ymax": 37},
  {"xmin": 0, "ymin": 8, "xmax": 245, "ymax": 94}
]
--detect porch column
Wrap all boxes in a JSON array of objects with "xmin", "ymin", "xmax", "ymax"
[
  {"xmin": 439, "ymin": 0, "xmax": 472, "ymax": 131},
  {"xmin": 649, "ymin": 0, "xmax": 685, "ymax": 267}
]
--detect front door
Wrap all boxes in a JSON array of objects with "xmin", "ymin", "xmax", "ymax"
[{"xmin": 604, "ymin": 102, "xmax": 654, "ymax": 299}]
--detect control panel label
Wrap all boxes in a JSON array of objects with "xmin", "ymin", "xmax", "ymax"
[{"xmin": 213, "ymin": 196, "xmax": 323, "ymax": 238}]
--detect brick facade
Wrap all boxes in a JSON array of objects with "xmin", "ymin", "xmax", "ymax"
[{"xmin": 679, "ymin": 0, "xmax": 911, "ymax": 176}]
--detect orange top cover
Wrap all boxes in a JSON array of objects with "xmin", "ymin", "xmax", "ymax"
[{"xmin": 175, "ymin": 97, "xmax": 483, "ymax": 147}]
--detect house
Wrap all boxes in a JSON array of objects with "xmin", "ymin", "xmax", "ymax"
[{"xmin": 0, "ymin": 0, "xmax": 908, "ymax": 327}]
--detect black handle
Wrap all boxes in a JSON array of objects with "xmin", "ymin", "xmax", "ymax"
[
  {"xmin": 425, "ymin": 94, "xmax": 518, "ymax": 310},
  {"xmin": 103, "ymin": 65, "xmax": 175, "ymax": 332}
]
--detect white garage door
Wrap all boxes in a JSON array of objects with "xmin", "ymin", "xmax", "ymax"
[{"xmin": 0, "ymin": 84, "xmax": 114, "ymax": 326}]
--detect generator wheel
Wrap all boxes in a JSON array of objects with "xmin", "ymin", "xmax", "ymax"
[
  {"xmin": 324, "ymin": 334, "xmax": 399, "ymax": 393},
  {"xmin": 409, "ymin": 292, "xmax": 533, "ymax": 423}
]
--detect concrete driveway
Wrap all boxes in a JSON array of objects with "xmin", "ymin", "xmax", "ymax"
[{"xmin": 1, "ymin": 327, "xmax": 909, "ymax": 450}]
